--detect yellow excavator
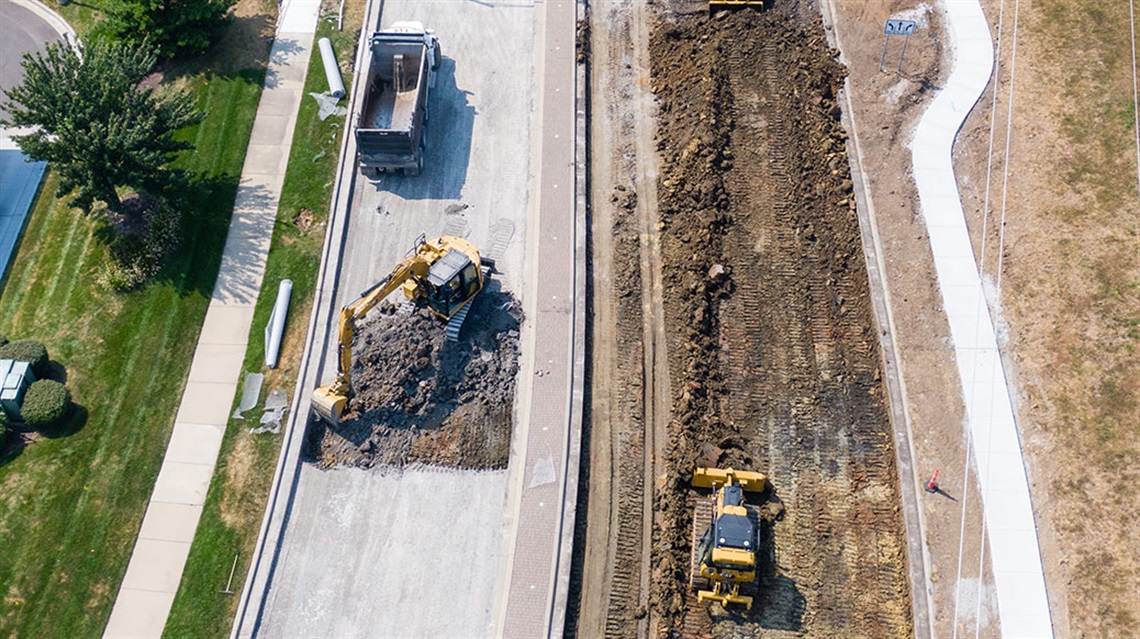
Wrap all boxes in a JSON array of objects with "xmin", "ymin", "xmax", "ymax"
[
  {"xmin": 690, "ymin": 467, "xmax": 768, "ymax": 609},
  {"xmin": 311, "ymin": 234, "xmax": 489, "ymax": 423}
]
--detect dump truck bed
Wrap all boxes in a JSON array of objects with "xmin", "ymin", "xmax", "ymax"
[{"xmin": 356, "ymin": 28, "xmax": 434, "ymax": 175}]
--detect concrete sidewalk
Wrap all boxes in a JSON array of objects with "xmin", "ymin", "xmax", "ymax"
[
  {"xmin": 102, "ymin": 1, "xmax": 321, "ymax": 636},
  {"xmin": 910, "ymin": 1, "xmax": 1053, "ymax": 637}
]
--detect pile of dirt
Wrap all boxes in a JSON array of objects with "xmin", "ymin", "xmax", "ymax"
[
  {"xmin": 305, "ymin": 290, "xmax": 522, "ymax": 470},
  {"xmin": 645, "ymin": 7, "xmax": 912, "ymax": 637}
]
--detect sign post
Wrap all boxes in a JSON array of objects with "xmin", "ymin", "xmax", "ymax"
[{"xmin": 880, "ymin": 19, "xmax": 918, "ymax": 72}]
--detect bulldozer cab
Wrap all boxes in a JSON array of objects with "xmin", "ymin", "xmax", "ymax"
[{"xmin": 425, "ymin": 249, "xmax": 480, "ymax": 317}]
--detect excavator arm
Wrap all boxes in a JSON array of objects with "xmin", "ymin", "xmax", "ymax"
[{"xmin": 312, "ymin": 253, "xmax": 430, "ymax": 423}]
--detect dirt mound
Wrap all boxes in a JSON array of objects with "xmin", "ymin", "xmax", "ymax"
[{"xmin": 305, "ymin": 290, "xmax": 522, "ymax": 470}]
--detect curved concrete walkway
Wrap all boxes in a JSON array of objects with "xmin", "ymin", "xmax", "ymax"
[
  {"xmin": 909, "ymin": 1, "xmax": 1053, "ymax": 637},
  {"xmin": 103, "ymin": 0, "xmax": 321, "ymax": 636}
]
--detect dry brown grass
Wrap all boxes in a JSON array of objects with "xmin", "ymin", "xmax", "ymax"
[{"xmin": 978, "ymin": 0, "xmax": 1140, "ymax": 636}]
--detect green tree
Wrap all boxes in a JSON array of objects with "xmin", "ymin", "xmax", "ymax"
[
  {"xmin": 99, "ymin": 0, "xmax": 237, "ymax": 59},
  {"xmin": 0, "ymin": 37, "xmax": 202, "ymax": 213}
]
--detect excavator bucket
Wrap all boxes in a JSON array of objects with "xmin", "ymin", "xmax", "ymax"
[
  {"xmin": 709, "ymin": 0, "xmax": 768, "ymax": 14},
  {"xmin": 312, "ymin": 385, "xmax": 348, "ymax": 424},
  {"xmin": 692, "ymin": 467, "xmax": 767, "ymax": 492}
]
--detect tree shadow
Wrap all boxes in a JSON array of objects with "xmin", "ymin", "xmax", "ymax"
[
  {"xmin": 0, "ymin": 403, "xmax": 87, "ymax": 468},
  {"xmin": 42, "ymin": 360, "xmax": 68, "ymax": 384},
  {"xmin": 161, "ymin": 12, "xmax": 277, "ymax": 84},
  {"xmin": 39, "ymin": 403, "xmax": 87, "ymax": 439},
  {"xmin": 363, "ymin": 58, "xmax": 475, "ymax": 200},
  {"xmin": 0, "ymin": 431, "xmax": 26, "ymax": 468}
]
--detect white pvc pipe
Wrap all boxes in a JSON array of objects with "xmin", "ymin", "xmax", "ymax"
[
  {"xmin": 318, "ymin": 37, "xmax": 346, "ymax": 99},
  {"xmin": 265, "ymin": 280, "xmax": 293, "ymax": 369}
]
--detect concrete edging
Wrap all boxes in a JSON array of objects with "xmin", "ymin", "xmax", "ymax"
[
  {"xmin": 818, "ymin": 1, "xmax": 936, "ymax": 636},
  {"xmin": 228, "ymin": 2, "xmax": 374, "ymax": 636}
]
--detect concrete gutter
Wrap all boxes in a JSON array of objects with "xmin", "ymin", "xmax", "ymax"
[{"xmin": 909, "ymin": 1, "xmax": 1053, "ymax": 636}]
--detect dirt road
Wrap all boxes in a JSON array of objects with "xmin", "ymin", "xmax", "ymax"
[{"xmin": 575, "ymin": 2, "xmax": 912, "ymax": 637}]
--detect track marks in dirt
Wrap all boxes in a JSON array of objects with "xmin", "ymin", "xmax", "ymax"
[{"xmin": 648, "ymin": 10, "xmax": 912, "ymax": 637}]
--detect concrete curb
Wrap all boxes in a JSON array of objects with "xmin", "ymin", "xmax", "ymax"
[
  {"xmin": 818, "ymin": 1, "xmax": 935, "ymax": 637},
  {"xmin": 229, "ymin": 2, "xmax": 374, "ymax": 637},
  {"xmin": 909, "ymin": 1, "xmax": 1053, "ymax": 636},
  {"xmin": 10, "ymin": 0, "xmax": 77, "ymax": 49},
  {"xmin": 104, "ymin": 2, "xmax": 322, "ymax": 635}
]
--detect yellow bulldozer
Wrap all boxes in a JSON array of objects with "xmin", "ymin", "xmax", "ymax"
[
  {"xmin": 311, "ymin": 234, "xmax": 490, "ymax": 423},
  {"xmin": 689, "ymin": 467, "xmax": 769, "ymax": 609}
]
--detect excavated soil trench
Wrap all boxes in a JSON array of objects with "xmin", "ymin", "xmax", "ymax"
[
  {"xmin": 638, "ymin": 8, "xmax": 912, "ymax": 637},
  {"xmin": 305, "ymin": 290, "xmax": 522, "ymax": 470}
]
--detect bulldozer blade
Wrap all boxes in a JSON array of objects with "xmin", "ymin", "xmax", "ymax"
[
  {"xmin": 709, "ymin": 0, "xmax": 768, "ymax": 13},
  {"xmin": 697, "ymin": 588, "xmax": 754, "ymax": 610},
  {"xmin": 311, "ymin": 386, "xmax": 348, "ymax": 424},
  {"xmin": 692, "ymin": 467, "xmax": 767, "ymax": 492}
]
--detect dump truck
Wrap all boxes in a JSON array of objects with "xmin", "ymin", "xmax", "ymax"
[{"xmin": 356, "ymin": 21, "xmax": 442, "ymax": 177}]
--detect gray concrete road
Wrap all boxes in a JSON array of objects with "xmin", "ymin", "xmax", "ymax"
[
  {"xmin": 256, "ymin": 1, "xmax": 539, "ymax": 636},
  {"xmin": 0, "ymin": 0, "xmax": 65, "ymax": 121}
]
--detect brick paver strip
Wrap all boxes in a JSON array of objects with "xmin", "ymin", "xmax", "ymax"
[
  {"xmin": 102, "ymin": 2, "xmax": 321, "ymax": 636},
  {"xmin": 501, "ymin": 0, "xmax": 579, "ymax": 637}
]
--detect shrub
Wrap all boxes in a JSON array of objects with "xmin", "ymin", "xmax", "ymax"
[
  {"xmin": 100, "ymin": 191, "xmax": 183, "ymax": 291},
  {"xmin": 0, "ymin": 409, "xmax": 8, "ymax": 443},
  {"xmin": 0, "ymin": 334, "xmax": 8, "ymax": 346},
  {"xmin": 0, "ymin": 339, "xmax": 49, "ymax": 378},
  {"xmin": 21, "ymin": 380, "xmax": 72, "ymax": 430}
]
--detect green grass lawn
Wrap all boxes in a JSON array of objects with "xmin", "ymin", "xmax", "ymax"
[
  {"xmin": 162, "ymin": 11, "xmax": 359, "ymax": 637},
  {"xmin": 0, "ymin": 16, "xmax": 270, "ymax": 639}
]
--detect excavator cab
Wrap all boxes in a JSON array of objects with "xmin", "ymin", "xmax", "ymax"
[{"xmin": 424, "ymin": 249, "xmax": 482, "ymax": 318}]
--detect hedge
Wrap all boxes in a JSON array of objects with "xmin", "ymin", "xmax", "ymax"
[
  {"xmin": 0, "ymin": 340, "xmax": 50, "ymax": 378},
  {"xmin": 21, "ymin": 380, "xmax": 72, "ymax": 430}
]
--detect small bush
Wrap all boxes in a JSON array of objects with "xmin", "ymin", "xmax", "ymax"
[
  {"xmin": 100, "ymin": 191, "xmax": 183, "ymax": 291},
  {"xmin": 21, "ymin": 380, "xmax": 72, "ymax": 430},
  {"xmin": 0, "ymin": 334, "xmax": 8, "ymax": 346},
  {"xmin": 0, "ymin": 340, "xmax": 50, "ymax": 378},
  {"xmin": 0, "ymin": 410, "xmax": 8, "ymax": 443}
]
